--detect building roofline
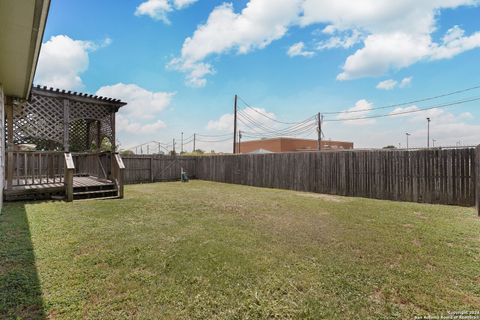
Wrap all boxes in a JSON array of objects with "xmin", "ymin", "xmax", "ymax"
[
  {"xmin": 25, "ymin": 0, "xmax": 51, "ymax": 98},
  {"xmin": 240, "ymin": 137, "xmax": 353, "ymax": 144},
  {"xmin": 32, "ymin": 85, "xmax": 127, "ymax": 108}
]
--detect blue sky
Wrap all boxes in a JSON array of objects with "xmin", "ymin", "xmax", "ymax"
[{"xmin": 35, "ymin": 0, "xmax": 480, "ymax": 151}]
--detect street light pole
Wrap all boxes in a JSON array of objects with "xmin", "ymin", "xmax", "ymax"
[
  {"xmin": 406, "ymin": 133, "xmax": 410, "ymax": 150},
  {"xmin": 427, "ymin": 117, "xmax": 431, "ymax": 148}
]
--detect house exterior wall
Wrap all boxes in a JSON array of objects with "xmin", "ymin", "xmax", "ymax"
[
  {"xmin": 238, "ymin": 138, "xmax": 353, "ymax": 154},
  {"xmin": 0, "ymin": 85, "xmax": 4, "ymax": 209}
]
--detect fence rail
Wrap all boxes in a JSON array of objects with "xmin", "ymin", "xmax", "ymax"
[
  {"xmin": 195, "ymin": 149, "xmax": 476, "ymax": 207},
  {"xmin": 121, "ymin": 147, "xmax": 479, "ymax": 208}
]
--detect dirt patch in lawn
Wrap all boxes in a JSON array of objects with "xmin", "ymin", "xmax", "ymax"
[{"xmin": 295, "ymin": 192, "xmax": 347, "ymax": 203}]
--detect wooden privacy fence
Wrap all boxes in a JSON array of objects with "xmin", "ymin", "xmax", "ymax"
[
  {"xmin": 195, "ymin": 148, "xmax": 477, "ymax": 207},
  {"xmin": 121, "ymin": 147, "xmax": 480, "ymax": 207},
  {"xmin": 121, "ymin": 155, "xmax": 196, "ymax": 184}
]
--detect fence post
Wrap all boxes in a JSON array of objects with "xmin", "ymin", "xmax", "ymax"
[
  {"xmin": 150, "ymin": 156, "xmax": 153, "ymax": 182},
  {"xmin": 476, "ymin": 145, "xmax": 480, "ymax": 216}
]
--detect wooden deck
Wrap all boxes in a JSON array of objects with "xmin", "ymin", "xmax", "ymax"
[{"xmin": 4, "ymin": 176, "xmax": 115, "ymax": 200}]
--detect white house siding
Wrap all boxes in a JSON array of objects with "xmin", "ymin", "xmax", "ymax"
[{"xmin": 0, "ymin": 85, "xmax": 4, "ymax": 210}]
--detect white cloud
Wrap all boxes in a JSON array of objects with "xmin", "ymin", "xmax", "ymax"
[
  {"xmin": 173, "ymin": 0, "xmax": 197, "ymax": 9},
  {"xmin": 300, "ymin": 0, "xmax": 480, "ymax": 80},
  {"xmin": 169, "ymin": 0, "xmax": 302, "ymax": 86},
  {"xmin": 96, "ymin": 83, "xmax": 174, "ymax": 135},
  {"xmin": 321, "ymin": 25, "xmax": 337, "ymax": 35},
  {"xmin": 96, "ymin": 83, "xmax": 174, "ymax": 119},
  {"xmin": 376, "ymin": 76, "xmax": 413, "ymax": 90},
  {"xmin": 336, "ymin": 32, "xmax": 431, "ymax": 80},
  {"xmin": 317, "ymin": 29, "xmax": 362, "ymax": 50},
  {"xmin": 337, "ymin": 27, "xmax": 480, "ymax": 79},
  {"xmin": 430, "ymin": 25, "xmax": 480, "ymax": 60},
  {"xmin": 388, "ymin": 105, "xmax": 421, "ymax": 118},
  {"xmin": 399, "ymin": 76, "xmax": 413, "ymax": 88},
  {"xmin": 35, "ymin": 35, "xmax": 110, "ymax": 90},
  {"xmin": 376, "ymin": 79, "xmax": 398, "ymax": 90},
  {"xmin": 167, "ymin": 58, "xmax": 215, "ymax": 87},
  {"xmin": 207, "ymin": 113, "xmax": 234, "ymax": 131},
  {"xmin": 385, "ymin": 106, "xmax": 479, "ymax": 146},
  {"xmin": 168, "ymin": 0, "xmax": 480, "ymax": 85},
  {"xmin": 287, "ymin": 42, "xmax": 314, "ymax": 57},
  {"xmin": 389, "ymin": 105, "xmax": 474, "ymax": 123},
  {"xmin": 135, "ymin": 0, "xmax": 171, "ymax": 23},
  {"xmin": 117, "ymin": 114, "xmax": 166, "ymax": 134},
  {"xmin": 135, "ymin": 0, "xmax": 197, "ymax": 24},
  {"xmin": 337, "ymin": 99, "xmax": 375, "ymax": 125}
]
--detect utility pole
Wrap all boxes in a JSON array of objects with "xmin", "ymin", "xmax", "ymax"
[
  {"xmin": 317, "ymin": 112, "xmax": 322, "ymax": 151},
  {"xmin": 193, "ymin": 133, "xmax": 196, "ymax": 153},
  {"xmin": 172, "ymin": 138, "xmax": 175, "ymax": 154},
  {"xmin": 141, "ymin": 146, "xmax": 143, "ymax": 155},
  {"xmin": 406, "ymin": 133, "xmax": 410, "ymax": 150},
  {"xmin": 158, "ymin": 142, "xmax": 161, "ymax": 154},
  {"xmin": 432, "ymin": 139, "xmax": 436, "ymax": 148},
  {"xmin": 147, "ymin": 144, "xmax": 149, "ymax": 154},
  {"xmin": 233, "ymin": 94, "xmax": 238, "ymax": 154},
  {"xmin": 238, "ymin": 130, "xmax": 242, "ymax": 154},
  {"xmin": 426, "ymin": 117, "xmax": 431, "ymax": 148},
  {"xmin": 181, "ymin": 132, "xmax": 184, "ymax": 153}
]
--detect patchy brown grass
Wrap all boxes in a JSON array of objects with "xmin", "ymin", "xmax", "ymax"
[{"xmin": 1, "ymin": 180, "xmax": 479, "ymax": 319}]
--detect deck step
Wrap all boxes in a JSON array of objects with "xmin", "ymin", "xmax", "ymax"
[
  {"xmin": 73, "ymin": 189, "xmax": 118, "ymax": 196},
  {"xmin": 4, "ymin": 175, "xmax": 120, "ymax": 202},
  {"xmin": 73, "ymin": 180, "xmax": 118, "ymax": 200},
  {"xmin": 75, "ymin": 195, "xmax": 120, "ymax": 201}
]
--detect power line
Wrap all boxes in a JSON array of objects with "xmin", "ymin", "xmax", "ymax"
[
  {"xmin": 238, "ymin": 108, "xmax": 316, "ymax": 131},
  {"xmin": 324, "ymin": 96, "xmax": 480, "ymax": 122},
  {"xmin": 240, "ymin": 122, "xmax": 316, "ymax": 137},
  {"xmin": 196, "ymin": 136, "xmax": 233, "ymax": 143},
  {"xmin": 237, "ymin": 95, "xmax": 316, "ymax": 125},
  {"xmin": 322, "ymin": 84, "xmax": 480, "ymax": 115},
  {"xmin": 238, "ymin": 110, "xmax": 317, "ymax": 137},
  {"xmin": 196, "ymin": 132, "xmax": 232, "ymax": 137}
]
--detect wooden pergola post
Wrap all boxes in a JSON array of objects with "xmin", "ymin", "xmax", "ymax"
[
  {"xmin": 111, "ymin": 112, "xmax": 116, "ymax": 152},
  {"xmin": 63, "ymin": 98, "xmax": 70, "ymax": 152}
]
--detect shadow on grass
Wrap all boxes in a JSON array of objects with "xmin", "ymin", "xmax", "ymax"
[{"xmin": 0, "ymin": 202, "xmax": 46, "ymax": 319}]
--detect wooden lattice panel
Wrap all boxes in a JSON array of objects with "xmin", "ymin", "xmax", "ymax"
[
  {"xmin": 70, "ymin": 101, "xmax": 113, "ymax": 145},
  {"xmin": 6, "ymin": 87, "xmax": 123, "ymax": 152},
  {"xmin": 12, "ymin": 94, "xmax": 64, "ymax": 145},
  {"xmin": 70, "ymin": 101, "xmax": 111, "ymax": 121}
]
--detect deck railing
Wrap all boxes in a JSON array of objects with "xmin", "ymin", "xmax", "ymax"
[
  {"xmin": 5, "ymin": 151, "xmax": 66, "ymax": 188},
  {"xmin": 5, "ymin": 150, "xmax": 124, "ymax": 201},
  {"xmin": 64, "ymin": 153, "xmax": 75, "ymax": 202},
  {"xmin": 111, "ymin": 153, "xmax": 125, "ymax": 198},
  {"xmin": 72, "ymin": 152, "xmax": 111, "ymax": 180}
]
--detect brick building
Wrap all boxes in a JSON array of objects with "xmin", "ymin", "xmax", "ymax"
[{"xmin": 238, "ymin": 137, "xmax": 353, "ymax": 153}]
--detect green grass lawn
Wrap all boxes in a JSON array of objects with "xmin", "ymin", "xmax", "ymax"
[{"xmin": 1, "ymin": 181, "xmax": 479, "ymax": 319}]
